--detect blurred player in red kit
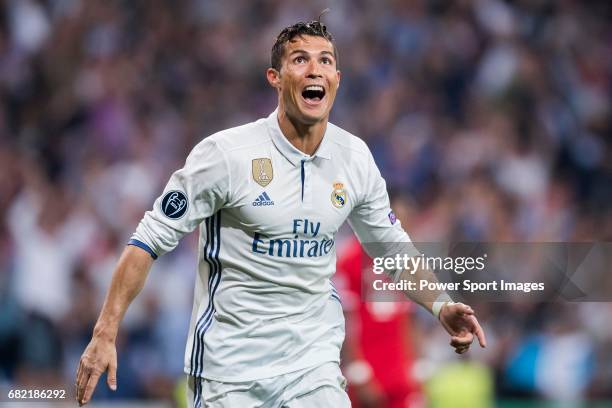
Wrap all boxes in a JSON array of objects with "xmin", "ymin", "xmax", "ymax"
[{"xmin": 336, "ymin": 196, "xmax": 425, "ymax": 408}]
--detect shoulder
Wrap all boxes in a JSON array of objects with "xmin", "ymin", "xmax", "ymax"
[
  {"xmin": 204, "ymin": 117, "xmax": 271, "ymax": 154},
  {"xmin": 184, "ymin": 116, "xmax": 272, "ymax": 179},
  {"xmin": 326, "ymin": 122, "xmax": 371, "ymax": 159}
]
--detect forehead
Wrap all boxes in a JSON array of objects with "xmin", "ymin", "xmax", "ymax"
[{"xmin": 284, "ymin": 35, "xmax": 334, "ymax": 55}]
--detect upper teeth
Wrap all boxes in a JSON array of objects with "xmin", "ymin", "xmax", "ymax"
[{"xmin": 305, "ymin": 85, "xmax": 323, "ymax": 92}]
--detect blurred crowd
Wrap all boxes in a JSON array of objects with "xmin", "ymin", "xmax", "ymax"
[{"xmin": 0, "ymin": 0, "xmax": 610, "ymax": 405}]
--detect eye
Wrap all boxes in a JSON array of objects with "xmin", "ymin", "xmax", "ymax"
[
  {"xmin": 321, "ymin": 57, "xmax": 332, "ymax": 65},
  {"xmin": 294, "ymin": 56, "xmax": 306, "ymax": 64}
]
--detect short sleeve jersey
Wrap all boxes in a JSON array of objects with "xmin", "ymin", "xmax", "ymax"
[{"xmin": 131, "ymin": 110, "xmax": 411, "ymax": 381}]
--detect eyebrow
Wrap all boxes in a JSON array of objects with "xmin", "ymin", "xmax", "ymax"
[{"xmin": 289, "ymin": 49, "xmax": 335, "ymax": 58}]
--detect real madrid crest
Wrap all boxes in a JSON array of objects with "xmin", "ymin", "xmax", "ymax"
[
  {"xmin": 331, "ymin": 182, "xmax": 347, "ymax": 208},
  {"xmin": 252, "ymin": 158, "xmax": 273, "ymax": 187}
]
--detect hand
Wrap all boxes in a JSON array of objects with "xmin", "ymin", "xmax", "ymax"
[
  {"xmin": 76, "ymin": 336, "xmax": 117, "ymax": 405},
  {"xmin": 439, "ymin": 302, "xmax": 487, "ymax": 354}
]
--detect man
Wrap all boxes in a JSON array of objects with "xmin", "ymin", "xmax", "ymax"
[
  {"xmin": 336, "ymin": 196, "xmax": 423, "ymax": 408},
  {"xmin": 76, "ymin": 21, "xmax": 486, "ymax": 407}
]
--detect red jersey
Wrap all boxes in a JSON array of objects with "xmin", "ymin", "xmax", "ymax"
[{"xmin": 335, "ymin": 238, "xmax": 422, "ymax": 407}]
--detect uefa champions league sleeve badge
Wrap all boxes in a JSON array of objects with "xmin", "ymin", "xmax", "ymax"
[
  {"xmin": 331, "ymin": 182, "xmax": 347, "ymax": 208},
  {"xmin": 161, "ymin": 190, "xmax": 188, "ymax": 219}
]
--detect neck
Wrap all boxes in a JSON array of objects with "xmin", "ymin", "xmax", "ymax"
[{"xmin": 277, "ymin": 107, "xmax": 327, "ymax": 156}]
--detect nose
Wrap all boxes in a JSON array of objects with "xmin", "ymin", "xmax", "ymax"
[{"xmin": 305, "ymin": 60, "xmax": 322, "ymax": 78}]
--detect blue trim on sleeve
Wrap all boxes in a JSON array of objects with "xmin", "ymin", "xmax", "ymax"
[{"xmin": 127, "ymin": 239, "xmax": 158, "ymax": 260}]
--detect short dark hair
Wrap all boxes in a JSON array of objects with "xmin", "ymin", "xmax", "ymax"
[{"xmin": 271, "ymin": 20, "xmax": 338, "ymax": 71}]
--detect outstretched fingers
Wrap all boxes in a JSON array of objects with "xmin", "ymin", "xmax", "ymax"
[
  {"xmin": 76, "ymin": 358, "xmax": 93, "ymax": 405},
  {"xmin": 107, "ymin": 360, "xmax": 117, "ymax": 391},
  {"xmin": 81, "ymin": 370, "xmax": 101, "ymax": 406},
  {"xmin": 76, "ymin": 356, "xmax": 104, "ymax": 406},
  {"xmin": 452, "ymin": 303, "xmax": 486, "ymax": 348},
  {"xmin": 75, "ymin": 363, "xmax": 84, "ymax": 396},
  {"xmin": 469, "ymin": 315, "xmax": 487, "ymax": 348}
]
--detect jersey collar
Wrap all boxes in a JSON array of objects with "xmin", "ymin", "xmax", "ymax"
[{"xmin": 266, "ymin": 109, "xmax": 332, "ymax": 167}]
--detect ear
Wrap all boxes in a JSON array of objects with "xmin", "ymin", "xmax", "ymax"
[
  {"xmin": 266, "ymin": 67, "xmax": 281, "ymax": 89},
  {"xmin": 336, "ymin": 70, "xmax": 341, "ymax": 89}
]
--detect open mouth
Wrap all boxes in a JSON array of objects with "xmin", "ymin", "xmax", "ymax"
[{"xmin": 301, "ymin": 85, "xmax": 326, "ymax": 103}]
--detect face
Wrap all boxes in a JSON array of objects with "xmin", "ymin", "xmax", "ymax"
[{"xmin": 267, "ymin": 35, "xmax": 341, "ymax": 125}]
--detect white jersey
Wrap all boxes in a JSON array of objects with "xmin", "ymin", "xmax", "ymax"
[{"xmin": 130, "ymin": 109, "xmax": 411, "ymax": 382}]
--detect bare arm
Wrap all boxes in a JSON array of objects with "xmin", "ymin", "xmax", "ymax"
[
  {"xmin": 394, "ymin": 265, "xmax": 442, "ymax": 313},
  {"xmin": 76, "ymin": 245, "xmax": 154, "ymax": 406},
  {"xmin": 396, "ymin": 266, "xmax": 487, "ymax": 353}
]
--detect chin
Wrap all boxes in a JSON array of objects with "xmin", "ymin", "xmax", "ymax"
[
  {"xmin": 299, "ymin": 111, "xmax": 325, "ymax": 123},
  {"xmin": 284, "ymin": 98, "xmax": 330, "ymax": 125},
  {"xmin": 297, "ymin": 105, "xmax": 329, "ymax": 124}
]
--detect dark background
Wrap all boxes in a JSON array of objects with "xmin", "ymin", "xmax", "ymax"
[{"xmin": 0, "ymin": 0, "xmax": 610, "ymax": 406}]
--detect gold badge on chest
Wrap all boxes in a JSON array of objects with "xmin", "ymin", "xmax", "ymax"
[
  {"xmin": 331, "ymin": 182, "xmax": 347, "ymax": 208},
  {"xmin": 252, "ymin": 158, "xmax": 273, "ymax": 187}
]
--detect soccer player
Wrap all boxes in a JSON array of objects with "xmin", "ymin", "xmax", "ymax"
[
  {"xmin": 336, "ymin": 196, "xmax": 424, "ymax": 408},
  {"xmin": 76, "ymin": 20, "xmax": 486, "ymax": 407}
]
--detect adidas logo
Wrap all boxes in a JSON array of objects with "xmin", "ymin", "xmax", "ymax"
[{"xmin": 252, "ymin": 191, "xmax": 275, "ymax": 206}]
